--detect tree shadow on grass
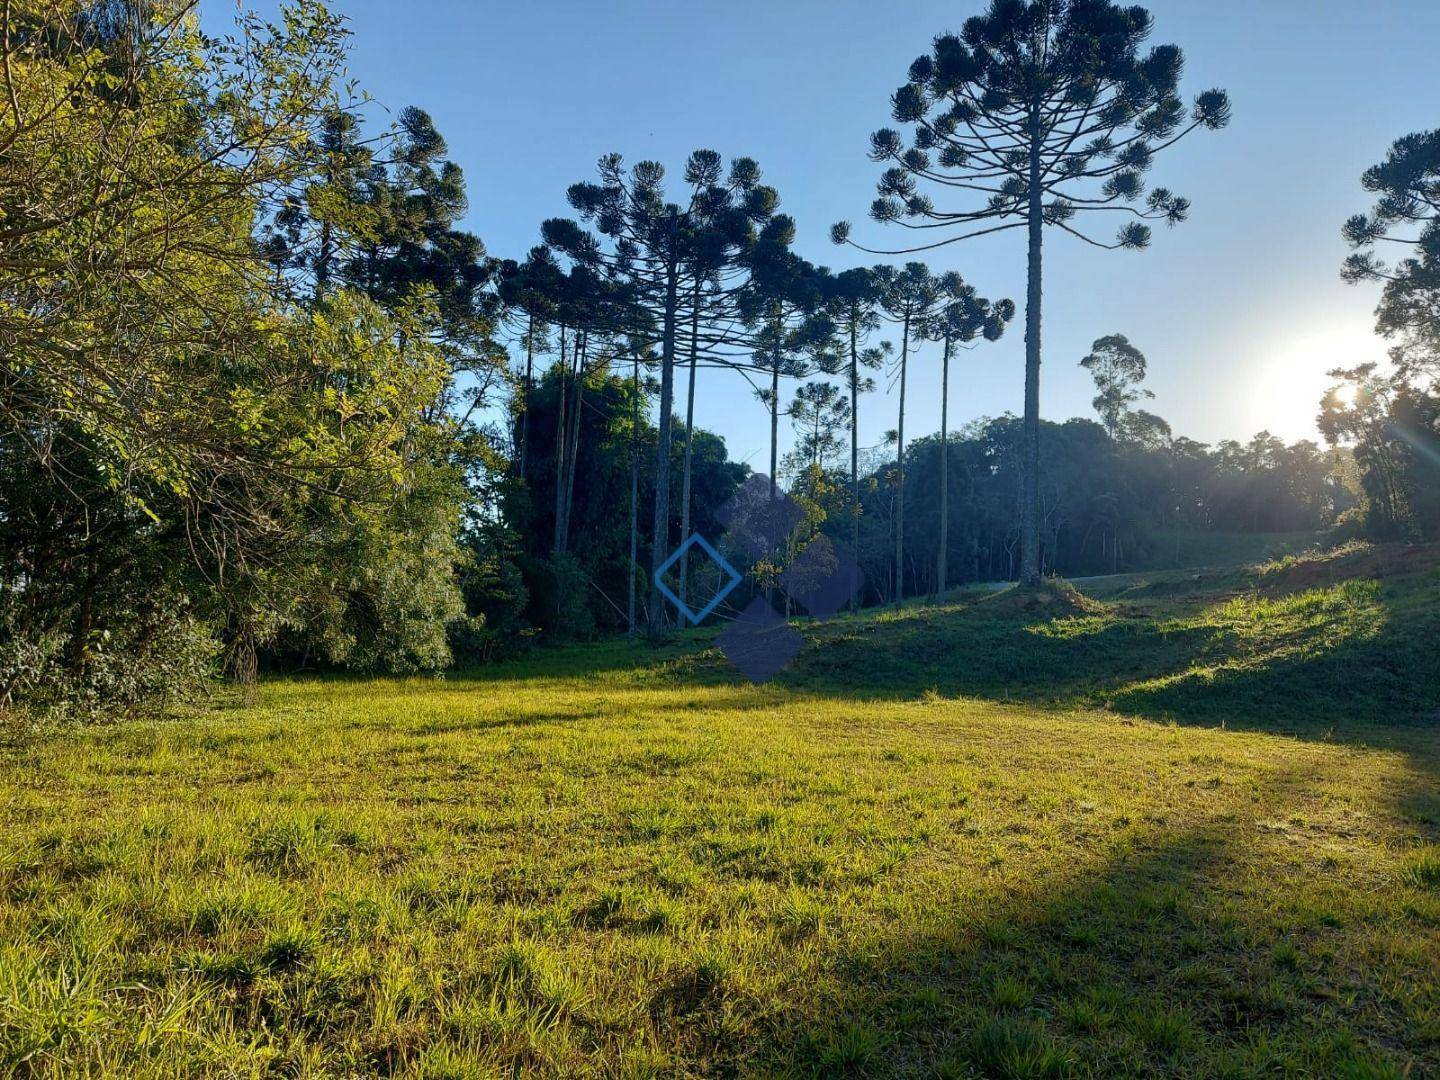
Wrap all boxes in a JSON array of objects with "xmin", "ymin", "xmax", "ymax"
[{"xmin": 752, "ymin": 771, "xmax": 1433, "ymax": 1076}]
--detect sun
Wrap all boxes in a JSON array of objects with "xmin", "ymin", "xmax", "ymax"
[{"xmin": 1248, "ymin": 321, "xmax": 1381, "ymax": 441}]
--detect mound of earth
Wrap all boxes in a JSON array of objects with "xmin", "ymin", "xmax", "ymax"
[
  {"xmin": 1260, "ymin": 541, "xmax": 1440, "ymax": 594},
  {"xmin": 974, "ymin": 577, "xmax": 1110, "ymax": 618}
]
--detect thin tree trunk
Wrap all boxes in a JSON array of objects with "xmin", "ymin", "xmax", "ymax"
[
  {"xmin": 647, "ymin": 211, "xmax": 681, "ymax": 637},
  {"xmin": 894, "ymin": 313, "xmax": 910, "ymax": 605},
  {"xmin": 678, "ymin": 278, "xmax": 700, "ymax": 605},
  {"xmin": 227, "ymin": 622, "xmax": 258, "ymax": 705},
  {"xmin": 70, "ymin": 534, "xmax": 98, "ymax": 674},
  {"xmin": 557, "ymin": 332, "xmax": 586, "ymax": 555},
  {"xmin": 769, "ymin": 307, "xmax": 781, "ymax": 497},
  {"xmin": 518, "ymin": 311, "xmax": 534, "ymax": 482},
  {"xmin": 937, "ymin": 332, "xmax": 951, "ymax": 600},
  {"xmin": 628, "ymin": 356, "xmax": 639, "ymax": 637},
  {"xmin": 769, "ymin": 359, "xmax": 780, "ymax": 494},
  {"xmin": 766, "ymin": 315, "xmax": 782, "ymax": 611},
  {"xmin": 849, "ymin": 317, "xmax": 860, "ymax": 612},
  {"xmin": 1019, "ymin": 115, "xmax": 1044, "ymax": 586},
  {"xmin": 551, "ymin": 324, "xmax": 569, "ymax": 557}
]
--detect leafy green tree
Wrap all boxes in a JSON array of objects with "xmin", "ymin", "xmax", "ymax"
[
  {"xmin": 0, "ymin": 0, "xmax": 353, "ymax": 496},
  {"xmin": 516, "ymin": 363, "xmax": 746, "ymax": 637},
  {"xmin": 835, "ymin": 0, "xmax": 1230, "ymax": 584},
  {"xmin": 1318, "ymin": 365, "xmax": 1426, "ymax": 540},
  {"xmin": 258, "ymin": 101, "xmax": 503, "ymax": 677},
  {"xmin": 1081, "ymin": 333, "xmax": 1153, "ymax": 438},
  {"xmin": 0, "ymin": 2, "xmax": 488, "ymax": 704}
]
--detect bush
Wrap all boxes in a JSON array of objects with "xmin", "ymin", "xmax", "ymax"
[{"xmin": 0, "ymin": 586, "xmax": 217, "ymax": 724}]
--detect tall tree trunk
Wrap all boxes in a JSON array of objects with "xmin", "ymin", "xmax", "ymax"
[
  {"xmin": 937, "ymin": 332, "xmax": 951, "ymax": 600},
  {"xmin": 551, "ymin": 324, "xmax": 569, "ymax": 557},
  {"xmin": 557, "ymin": 332, "xmax": 586, "ymax": 555},
  {"xmin": 849, "ymin": 317, "xmax": 860, "ymax": 612},
  {"xmin": 769, "ymin": 305, "xmax": 781, "ymax": 497},
  {"xmin": 678, "ymin": 278, "xmax": 700, "ymax": 605},
  {"xmin": 1019, "ymin": 116, "xmax": 1044, "ymax": 586},
  {"xmin": 894, "ymin": 313, "xmax": 910, "ymax": 605},
  {"xmin": 628, "ymin": 355, "xmax": 639, "ymax": 637},
  {"xmin": 518, "ymin": 311, "xmax": 534, "ymax": 482},
  {"xmin": 766, "ymin": 312, "xmax": 782, "ymax": 612},
  {"xmin": 769, "ymin": 358, "xmax": 780, "ymax": 495},
  {"xmin": 647, "ymin": 212, "xmax": 681, "ymax": 637}
]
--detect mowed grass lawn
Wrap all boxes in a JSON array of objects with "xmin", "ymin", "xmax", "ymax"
[{"xmin": 2, "ymin": 546, "xmax": 1438, "ymax": 1077}]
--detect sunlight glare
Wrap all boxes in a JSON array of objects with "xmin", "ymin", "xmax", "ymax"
[{"xmin": 1249, "ymin": 322, "xmax": 1382, "ymax": 441}]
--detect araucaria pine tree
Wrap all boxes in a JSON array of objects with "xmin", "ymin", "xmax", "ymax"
[
  {"xmin": 822, "ymin": 267, "xmax": 891, "ymax": 595},
  {"xmin": 876, "ymin": 262, "xmax": 945, "ymax": 604},
  {"xmin": 740, "ymin": 229, "xmax": 828, "ymax": 497},
  {"xmin": 834, "ymin": 0, "xmax": 1230, "ymax": 585},
  {"xmin": 545, "ymin": 152, "xmax": 767, "ymax": 635},
  {"xmin": 1342, "ymin": 129, "xmax": 1440, "ymax": 387}
]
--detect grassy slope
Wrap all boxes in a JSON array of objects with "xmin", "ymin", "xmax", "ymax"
[{"xmin": 0, "ymin": 545, "xmax": 1437, "ymax": 1077}]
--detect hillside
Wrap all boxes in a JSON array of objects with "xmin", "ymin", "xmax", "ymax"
[{"xmin": 0, "ymin": 543, "xmax": 1437, "ymax": 1077}]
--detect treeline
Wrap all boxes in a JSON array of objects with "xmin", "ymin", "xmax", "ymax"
[
  {"xmin": 0, "ymin": 1, "xmax": 1435, "ymax": 719},
  {"xmin": 831, "ymin": 419, "xmax": 1351, "ymax": 602}
]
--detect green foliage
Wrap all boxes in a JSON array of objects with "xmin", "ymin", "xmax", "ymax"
[
  {"xmin": 0, "ymin": 4, "xmax": 501, "ymax": 708},
  {"xmin": 509, "ymin": 364, "xmax": 746, "ymax": 637},
  {"xmin": 1319, "ymin": 367, "xmax": 1440, "ymax": 543},
  {"xmin": 0, "ymin": 579, "xmax": 216, "ymax": 723},
  {"xmin": 1332, "ymin": 132, "xmax": 1440, "ymax": 545}
]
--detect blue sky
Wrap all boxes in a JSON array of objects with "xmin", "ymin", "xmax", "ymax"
[{"xmin": 223, "ymin": 0, "xmax": 1440, "ymax": 471}]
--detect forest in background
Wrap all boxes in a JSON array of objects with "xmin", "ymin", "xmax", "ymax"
[{"xmin": 2, "ymin": 0, "xmax": 1438, "ymax": 719}]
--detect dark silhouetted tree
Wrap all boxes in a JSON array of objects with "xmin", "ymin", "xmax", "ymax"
[
  {"xmin": 547, "ymin": 152, "xmax": 767, "ymax": 635},
  {"xmin": 740, "ymin": 232, "xmax": 829, "ymax": 497},
  {"xmin": 1342, "ymin": 129, "xmax": 1440, "ymax": 388}
]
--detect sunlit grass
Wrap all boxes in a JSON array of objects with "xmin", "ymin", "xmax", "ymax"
[{"xmin": 0, "ymin": 546, "xmax": 1436, "ymax": 1075}]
